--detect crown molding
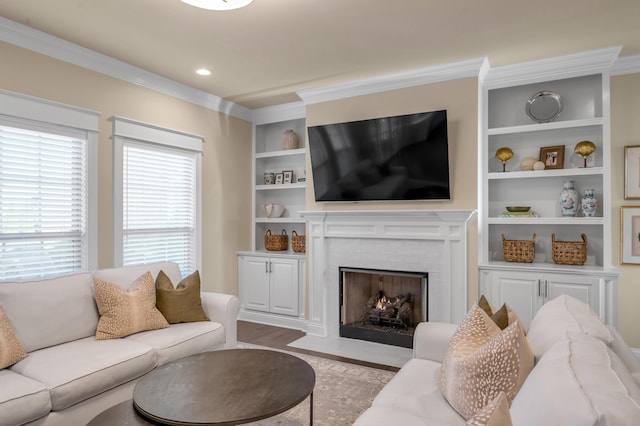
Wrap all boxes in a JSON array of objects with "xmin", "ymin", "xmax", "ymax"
[
  {"xmin": 297, "ymin": 57, "xmax": 488, "ymax": 105},
  {"xmin": 251, "ymin": 101, "xmax": 306, "ymax": 125},
  {"xmin": 611, "ymin": 54, "xmax": 640, "ymax": 76},
  {"xmin": 483, "ymin": 46, "xmax": 622, "ymax": 89},
  {"xmin": 0, "ymin": 17, "xmax": 252, "ymax": 122}
]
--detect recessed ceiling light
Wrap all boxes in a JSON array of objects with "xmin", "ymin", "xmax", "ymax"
[
  {"xmin": 180, "ymin": 0, "xmax": 254, "ymax": 11},
  {"xmin": 196, "ymin": 68, "xmax": 212, "ymax": 76}
]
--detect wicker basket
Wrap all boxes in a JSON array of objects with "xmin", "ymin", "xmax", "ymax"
[
  {"xmin": 291, "ymin": 231, "xmax": 306, "ymax": 253},
  {"xmin": 552, "ymin": 233, "xmax": 587, "ymax": 265},
  {"xmin": 265, "ymin": 229, "xmax": 288, "ymax": 251},
  {"xmin": 502, "ymin": 233, "xmax": 536, "ymax": 263}
]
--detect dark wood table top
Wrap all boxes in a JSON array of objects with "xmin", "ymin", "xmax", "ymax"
[{"xmin": 131, "ymin": 349, "xmax": 315, "ymax": 426}]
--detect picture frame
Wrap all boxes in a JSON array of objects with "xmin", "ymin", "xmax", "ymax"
[
  {"xmin": 624, "ymin": 145, "xmax": 640, "ymax": 199},
  {"xmin": 621, "ymin": 206, "xmax": 640, "ymax": 264},
  {"xmin": 539, "ymin": 145, "xmax": 565, "ymax": 170},
  {"xmin": 275, "ymin": 172, "xmax": 284, "ymax": 185},
  {"xmin": 282, "ymin": 170, "xmax": 293, "ymax": 184}
]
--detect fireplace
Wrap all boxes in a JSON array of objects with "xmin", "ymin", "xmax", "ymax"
[{"xmin": 340, "ymin": 267, "xmax": 427, "ymax": 348}]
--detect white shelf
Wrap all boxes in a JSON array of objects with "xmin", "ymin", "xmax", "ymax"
[
  {"xmin": 488, "ymin": 217, "xmax": 603, "ymax": 225},
  {"xmin": 256, "ymin": 217, "xmax": 305, "ymax": 224},
  {"xmin": 256, "ymin": 183, "xmax": 306, "ymax": 191},
  {"xmin": 255, "ymin": 148, "xmax": 305, "ymax": 159},
  {"xmin": 488, "ymin": 117, "xmax": 603, "ymax": 136},
  {"xmin": 488, "ymin": 167, "xmax": 604, "ymax": 180}
]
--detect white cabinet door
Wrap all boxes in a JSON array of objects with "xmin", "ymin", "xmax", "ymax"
[
  {"xmin": 239, "ymin": 256, "xmax": 270, "ymax": 312},
  {"xmin": 491, "ymin": 271, "xmax": 542, "ymax": 329},
  {"xmin": 544, "ymin": 273, "xmax": 601, "ymax": 316},
  {"xmin": 269, "ymin": 257, "xmax": 299, "ymax": 316}
]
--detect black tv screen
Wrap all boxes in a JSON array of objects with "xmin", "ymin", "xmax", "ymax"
[{"xmin": 308, "ymin": 110, "xmax": 450, "ymax": 202}]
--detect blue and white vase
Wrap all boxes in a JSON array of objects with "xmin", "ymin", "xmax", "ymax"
[
  {"xmin": 581, "ymin": 188, "xmax": 597, "ymax": 217},
  {"xmin": 560, "ymin": 180, "xmax": 578, "ymax": 217}
]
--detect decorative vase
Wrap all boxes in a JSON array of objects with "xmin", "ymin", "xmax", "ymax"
[
  {"xmin": 581, "ymin": 189, "xmax": 597, "ymax": 217},
  {"xmin": 560, "ymin": 180, "xmax": 579, "ymax": 217},
  {"xmin": 281, "ymin": 130, "xmax": 299, "ymax": 150}
]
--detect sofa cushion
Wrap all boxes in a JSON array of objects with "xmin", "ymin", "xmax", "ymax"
[
  {"xmin": 0, "ymin": 272, "xmax": 98, "ymax": 352},
  {"xmin": 126, "ymin": 321, "xmax": 225, "ymax": 366},
  {"xmin": 94, "ymin": 272, "xmax": 169, "ymax": 340},
  {"xmin": 0, "ymin": 304, "xmax": 27, "ymax": 368},
  {"xmin": 94, "ymin": 262, "xmax": 182, "ymax": 289},
  {"xmin": 155, "ymin": 270, "xmax": 209, "ymax": 324},
  {"xmin": 526, "ymin": 294, "xmax": 612, "ymax": 361},
  {"xmin": 510, "ymin": 332, "xmax": 640, "ymax": 425},
  {"xmin": 465, "ymin": 391, "xmax": 512, "ymax": 426},
  {"xmin": 437, "ymin": 305, "xmax": 533, "ymax": 420},
  {"xmin": 0, "ymin": 369, "xmax": 51, "ymax": 426},
  {"xmin": 9, "ymin": 336, "xmax": 156, "ymax": 411}
]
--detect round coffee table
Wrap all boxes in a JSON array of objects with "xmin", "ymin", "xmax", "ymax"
[{"xmin": 126, "ymin": 349, "xmax": 315, "ymax": 425}]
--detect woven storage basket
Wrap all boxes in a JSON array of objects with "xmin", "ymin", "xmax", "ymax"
[
  {"xmin": 552, "ymin": 233, "xmax": 587, "ymax": 265},
  {"xmin": 291, "ymin": 230, "xmax": 306, "ymax": 253},
  {"xmin": 265, "ymin": 229, "xmax": 288, "ymax": 251},
  {"xmin": 502, "ymin": 233, "xmax": 536, "ymax": 263}
]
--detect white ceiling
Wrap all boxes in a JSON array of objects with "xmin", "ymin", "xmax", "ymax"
[{"xmin": 1, "ymin": 0, "xmax": 639, "ymax": 109}]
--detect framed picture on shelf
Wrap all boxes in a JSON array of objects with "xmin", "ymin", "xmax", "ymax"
[
  {"xmin": 282, "ymin": 170, "xmax": 293, "ymax": 184},
  {"xmin": 621, "ymin": 206, "xmax": 640, "ymax": 264},
  {"xmin": 275, "ymin": 173, "xmax": 284, "ymax": 184},
  {"xmin": 624, "ymin": 145, "xmax": 640, "ymax": 199},
  {"xmin": 539, "ymin": 145, "xmax": 565, "ymax": 169}
]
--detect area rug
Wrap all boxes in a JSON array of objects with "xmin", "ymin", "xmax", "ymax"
[{"xmin": 238, "ymin": 344, "xmax": 396, "ymax": 425}]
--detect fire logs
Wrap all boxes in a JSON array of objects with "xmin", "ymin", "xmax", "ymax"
[{"xmin": 364, "ymin": 291, "xmax": 413, "ymax": 328}]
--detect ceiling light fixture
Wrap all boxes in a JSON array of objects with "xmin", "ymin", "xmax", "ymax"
[
  {"xmin": 180, "ymin": 0, "xmax": 254, "ymax": 11},
  {"xmin": 196, "ymin": 68, "xmax": 212, "ymax": 76}
]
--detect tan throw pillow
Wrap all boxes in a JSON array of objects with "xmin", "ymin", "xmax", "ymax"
[
  {"xmin": 465, "ymin": 391, "xmax": 512, "ymax": 426},
  {"xmin": 478, "ymin": 295, "xmax": 526, "ymax": 335},
  {"xmin": 0, "ymin": 305, "xmax": 27, "ymax": 368},
  {"xmin": 94, "ymin": 272, "xmax": 169, "ymax": 340},
  {"xmin": 155, "ymin": 270, "xmax": 209, "ymax": 324},
  {"xmin": 438, "ymin": 305, "xmax": 534, "ymax": 420}
]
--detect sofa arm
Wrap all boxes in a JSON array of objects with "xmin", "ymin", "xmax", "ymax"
[
  {"xmin": 412, "ymin": 322, "xmax": 457, "ymax": 362},
  {"xmin": 201, "ymin": 292, "xmax": 240, "ymax": 349}
]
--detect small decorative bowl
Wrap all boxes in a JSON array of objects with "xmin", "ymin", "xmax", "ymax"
[{"xmin": 506, "ymin": 206, "xmax": 531, "ymax": 212}]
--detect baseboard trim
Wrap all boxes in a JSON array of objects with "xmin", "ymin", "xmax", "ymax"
[{"xmin": 238, "ymin": 309, "xmax": 306, "ymax": 331}]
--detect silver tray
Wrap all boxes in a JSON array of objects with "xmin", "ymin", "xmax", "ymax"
[{"xmin": 525, "ymin": 90, "xmax": 562, "ymax": 123}]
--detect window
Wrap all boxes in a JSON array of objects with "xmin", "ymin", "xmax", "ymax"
[
  {"xmin": 113, "ymin": 117, "xmax": 202, "ymax": 276},
  {"xmin": 0, "ymin": 90, "xmax": 98, "ymax": 280}
]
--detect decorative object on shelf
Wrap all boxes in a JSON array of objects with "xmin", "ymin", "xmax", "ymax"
[
  {"xmin": 620, "ymin": 206, "xmax": 640, "ymax": 264},
  {"xmin": 263, "ymin": 203, "xmax": 285, "ymax": 218},
  {"xmin": 282, "ymin": 170, "xmax": 293, "ymax": 184},
  {"xmin": 264, "ymin": 229, "xmax": 288, "ymax": 251},
  {"xmin": 525, "ymin": 90, "xmax": 563, "ymax": 123},
  {"xmin": 281, "ymin": 129, "xmax": 299, "ymax": 150},
  {"xmin": 539, "ymin": 145, "xmax": 565, "ymax": 170},
  {"xmin": 551, "ymin": 233, "xmax": 587, "ymax": 265},
  {"xmin": 624, "ymin": 145, "xmax": 640, "ymax": 199},
  {"xmin": 533, "ymin": 161, "xmax": 545, "ymax": 171},
  {"xmin": 502, "ymin": 234, "xmax": 536, "ymax": 263},
  {"xmin": 580, "ymin": 189, "xmax": 597, "ymax": 217},
  {"xmin": 264, "ymin": 172, "xmax": 275, "ymax": 185},
  {"xmin": 506, "ymin": 206, "xmax": 530, "ymax": 212},
  {"xmin": 275, "ymin": 173, "xmax": 284, "ymax": 184},
  {"xmin": 495, "ymin": 147, "xmax": 513, "ymax": 172},
  {"xmin": 559, "ymin": 180, "xmax": 579, "ymax": 217},
  {"xmin": 574, "ymin": 141, "xmax": 596, "ymax": 168},
  {"xmin": 520, "ymin": 157, "xmax": 537, "ymax": 171},
  {"xmin": 501, "ymin": 210, "xmax": 538, "ymax": 218},
  {"xmin": 297, "ymin": 177, "xmax": 306, "ymax": 183},
  {"xmin": 291, "ymin": 231, "xmax": 306, "ymax": 253}
]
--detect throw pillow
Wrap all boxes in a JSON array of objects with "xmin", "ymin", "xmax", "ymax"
[
  {"xmin": 465, "ymin": 391, "xmax": 513, "ymax": 426},
  {"xmin": 0, "ymin": 305, "xmax": 28, "ymax": 368},
  {"xmin": 437, "ymin": 305, "xmax": 534, "ymax": 420},
  {"xmin": 477, "ymin": 295, "xmax": 524, "ymax": 334},
  {"xmin": 155, "ymin": 270, "xmax": 209, "ymax": 324},
  {"xmin": 94, "ymin": 272, "xmax": 169, "ymax": 340}
]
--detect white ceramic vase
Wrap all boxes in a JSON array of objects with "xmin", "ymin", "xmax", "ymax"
[
  {"xmin": 263, "ymin": 203, "xmax": 285, "ymax": 218},
  {"xmin": 581, "ymin": 189, "xmax": 597, "ymax": 217},
  {"xmin": 560, "ymin": 180, "xmax": 579, "ymax": 217}
]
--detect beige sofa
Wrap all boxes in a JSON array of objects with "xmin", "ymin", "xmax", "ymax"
[
  {"xmin": 0, "ymin": 262, "xmax": 240, "ymax": 426},
  {"xmin": 355, "ymin": 295, "xmax": 640, "ymax": 425}
]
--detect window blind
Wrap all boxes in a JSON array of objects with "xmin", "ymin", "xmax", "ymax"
[
  {"xmin": 0, "ymin": 123, "xmax": 88, "ymax": 280},
  {"xmin": 122, "ymin": 141, "xmax": 197, "ymax": 275}
]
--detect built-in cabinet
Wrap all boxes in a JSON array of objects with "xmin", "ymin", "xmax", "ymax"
[{"xmin": 478, "ymin": 48, "xmax": 621, "ymax": 326}]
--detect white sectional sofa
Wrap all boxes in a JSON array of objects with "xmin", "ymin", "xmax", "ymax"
[
  {"xmin": 355, "ymin": 295, "xmax": 640, "ymax": 425},
  {"xmin": 0, "ymin": 262, "xmax": 240, "ymax": 426}
]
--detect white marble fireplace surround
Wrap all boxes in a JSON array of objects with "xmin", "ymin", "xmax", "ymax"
[{"xmin": 288, "ymin": 210, "xmax": 476, "ymax": 366}]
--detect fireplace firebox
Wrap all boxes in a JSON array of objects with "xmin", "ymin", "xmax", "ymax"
[{"xmin": 339, "ymin": 267, "xmax": 427, "ymax": 348}]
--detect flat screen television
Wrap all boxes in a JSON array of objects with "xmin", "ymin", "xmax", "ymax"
[{"xmin": 308, "ymin": 110, "xmax": 450, "ymax": 202}]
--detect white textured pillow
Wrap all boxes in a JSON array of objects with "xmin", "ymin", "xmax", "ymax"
[
  {"xmin": 511, "ymin": 332, "xmax": 640, "ymax": 425},
  {"xmin": 527, "ymin": 294, "xmax": 612, "ymax": 361},
  {"xmin": 437, "ymin": 305, "xmax": 534, "ymax": 420}
]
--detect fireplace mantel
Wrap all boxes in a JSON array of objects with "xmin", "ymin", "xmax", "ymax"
[{"xmin": 300, "ymin": 209, "xmax": 476, "ymax": 337}]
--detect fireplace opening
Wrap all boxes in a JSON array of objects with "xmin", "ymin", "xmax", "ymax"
[{"xmin": 339, "ymin": 267, "xmax": 427, "ymax": 348}]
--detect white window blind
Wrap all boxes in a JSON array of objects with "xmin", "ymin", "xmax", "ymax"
[{"xmin": 0, "ymin": 121, "xmax": 89, "ymax": 280}]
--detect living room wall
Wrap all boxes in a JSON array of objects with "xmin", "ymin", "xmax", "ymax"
[
  {"xmin": 0, "ymin": 41, "xmax": 253, "ymax": 295},
  {"xmin": 303, "ymin": 77, "xmax": 479, "ymax": 306}
]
